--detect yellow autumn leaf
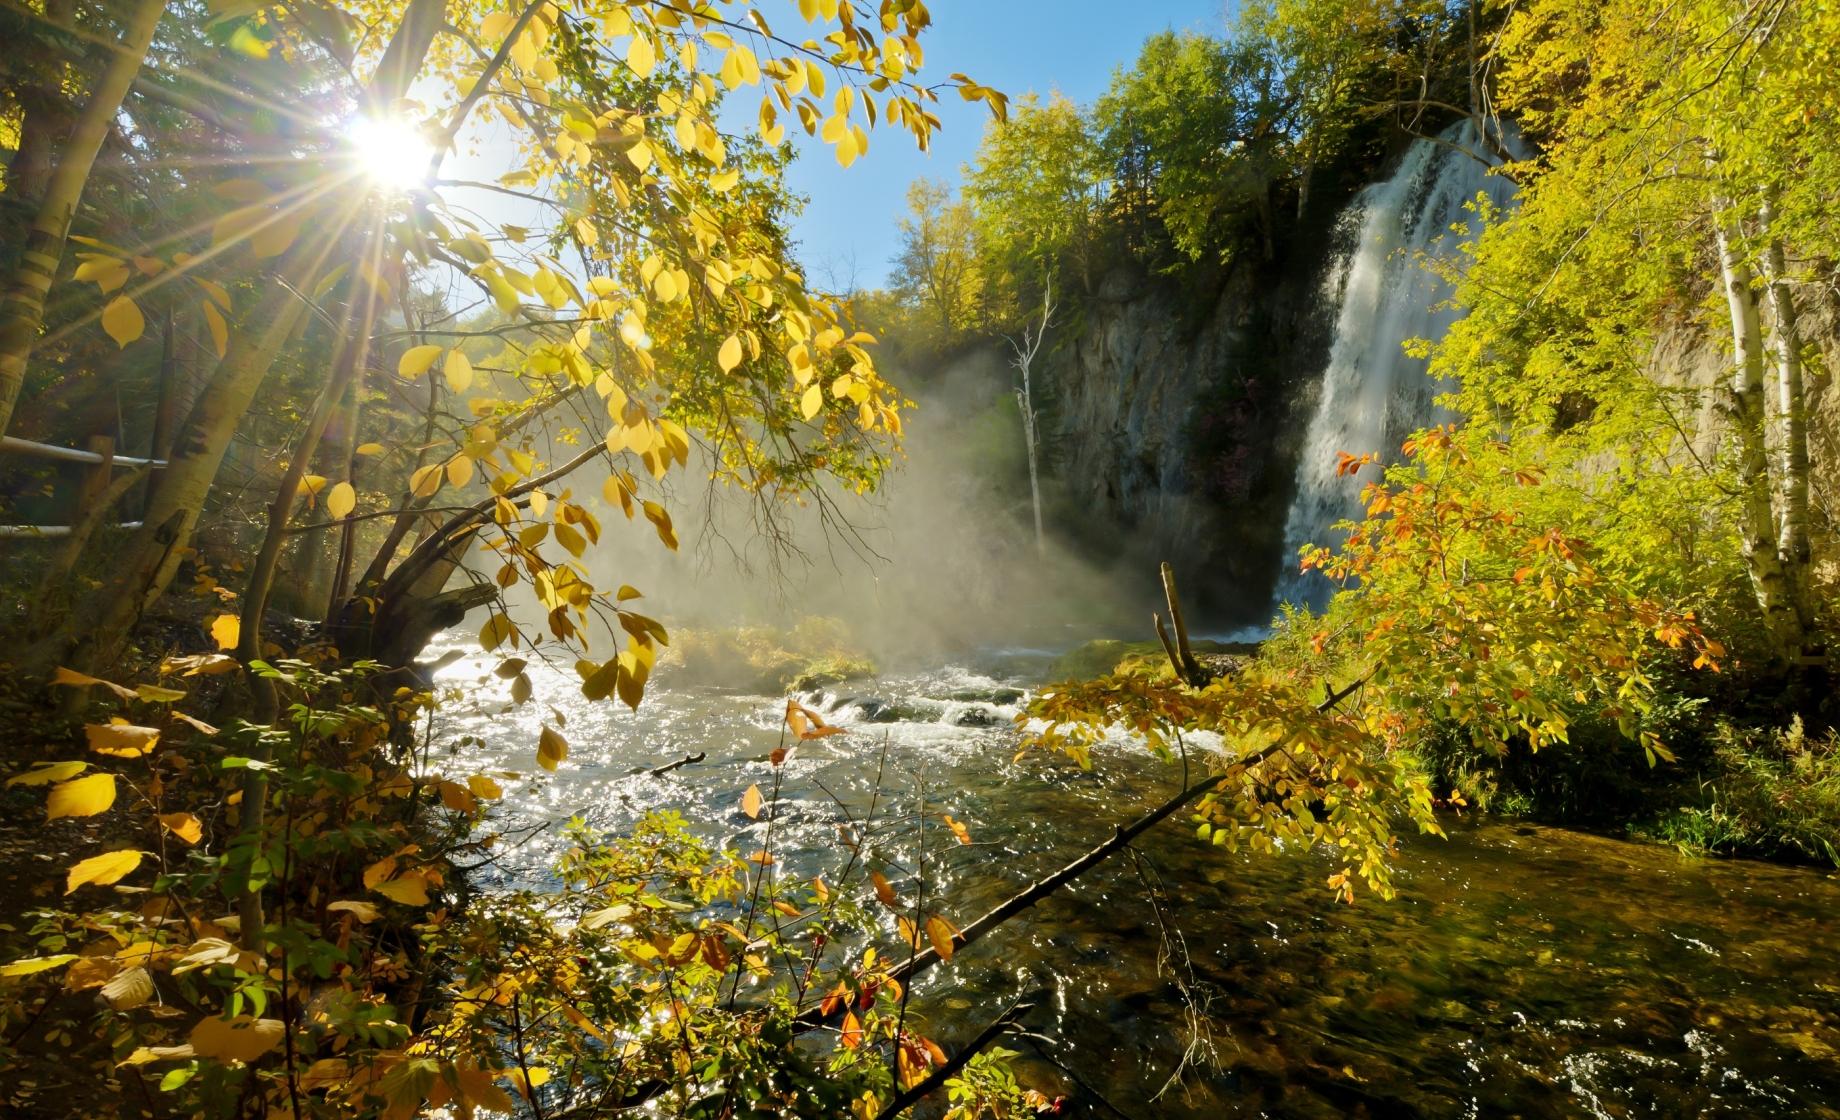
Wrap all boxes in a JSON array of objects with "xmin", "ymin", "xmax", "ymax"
[
  {"xmin": 135, "ymin": 683, "xmax": 186, "ymax": 703},
  {"xmin": 467, "ymin": 774, "xmax": 503, "ymax": 799},
  {"xmin": 718, "ymin": 334, "xmax": 744, "ymax": 372},
  {"xmin": 362, "ymin": 855, "xmax": 397, "ymax": 890},
  {"xmin": 118, "ymin": 1044, "xmax": 197, "ymax": 1066},
  {"xmin": 192, "ymin": 276, "xmax": 231, "ymax": 310},
  {"xmin": 479, "ymin": 612, "xmax": 514, "ymax": 652},
  {"xmin": 801, "ymin": 383, "xmax": 823, "ymax": 421},
  {"xmin": 48, "ymin": 773, "xmax": 117, "ymax": 821},
  {"xmin": 445, "ymin": 454, "xmax": 474, "ymax": 488},
  {"xmin": 250, "ymin": 208, "xmax": 302, "ymax": 258},
  {"xmin": 64, "ymin": 955, "xmax": 118, "ymax": 991},
  {"xmin": 537, "ymin": 725, "xmax": 568, "ymax": 771},
  {"xmin": 438, "ymin": 780, "xmax": 477, "ymax": 814},
  {"xmin": 871, "ymin": 870, "xmax": 898, "ymax": 909},
  {"xmin": 410, "ymin": 463, "xmax": 442, "ymax": 498},
  {"xmin": 0, "ymin": 954, "xmax": 78, "ymax": 977},
  {"xmin": 100, "ymin": 966, "xmax": 154, "ymax": 1010},
  {"xmin": 102, "ymin": 295, "xmax": 145, "ymax": 347},
  {"xmin": 741, "ymin": 784, "xmax": 763, "ymax": 819},
  {"xmin": 75, "ymin": 257, "xmax": 130, "ymax": 292},
  {"xmin": 161, "ymin": 653, "xmax": 238, "ymax": 677},
  {"xmin": 924, "ymin": 915, "xmax": 958, "ymax": 961},
  {"xmin": 554, "ymin": 521, "xmax": 586, "ymax": 557},
  {"xmin": 158, "ymin": 812, "xmax": 203, "ymax": 844},
  {"xmin": 374, "ymin": 875, "xmax": 430, "ymax": 906},
  {"xmin": 86, "ymin": 722, "xmax": 161, "ymax": 758},
  {"xmin": 50, "ymin": 666, "xmax": 137, "ymax": 700},
  {"xmin": 202, "ymin": 300, "xmax": 228, "ymax": 359},
  {"xmin": 355, "ymin": 442, "xmax": 385, "ymax": 456},
  {"xmin": 444, "ymin": 349, "xmax": 474, "ymax": 392},
  {"xmin": 171, "ymin": 711, "xmax": 222, "ymax": 734},
  {"xmin": 328, "ymin": 899, "xmax": 381, "ymax": 923},
  {"xmin": 65, "ymin": 848, "xmax": 142, "ymax": 892},
  {"xmin": 641, "ymin": 500, "xmax": 677, "ymax": 550},
  {"xmin": 397, "ymin": 344, "xmax": 443, "ymax": 378},
  {"xmin": 6, "ymin": 760, "xmax": 87, "ymax": 787},
  {"xmin": 209, "ymin": 613, "xmax": 240, "ymax": 651},
  {"xmin": 325, "ymin": 481, "xmax": 356, "ymax": 520},
  {"xmin": 627, "ymin": 33, "xmax": 656, "ymax": 77},
  {"xmin": 189, "ymin": 1015, "xmax": 284, "ymax": 1062}
]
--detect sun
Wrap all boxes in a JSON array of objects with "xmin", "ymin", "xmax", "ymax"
[{"xmin": 347, "ymin": 115, "xmax": 434, "ymax": 192}]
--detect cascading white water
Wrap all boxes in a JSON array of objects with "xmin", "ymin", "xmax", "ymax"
[{"xmin": 1275, "ymin": 122, "xmax": 1519, "ymax": 609}]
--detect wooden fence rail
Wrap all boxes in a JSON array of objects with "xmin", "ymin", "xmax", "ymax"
[{"xmin": 0, "ymin": 435, "xmax": 166, "ymax": 539}]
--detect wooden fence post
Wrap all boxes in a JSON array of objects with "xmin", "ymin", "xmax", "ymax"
[{"xmin": 75, "ymin": 434, "xmax": 114, "ymax": 528}]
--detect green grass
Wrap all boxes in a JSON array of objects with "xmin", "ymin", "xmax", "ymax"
[{"xmin": 1640, "ymin": 719, "xmax": 1840, "ymax": 865}]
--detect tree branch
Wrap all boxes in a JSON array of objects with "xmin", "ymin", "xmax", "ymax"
[{"xmin": 871, "ymin": 1000, "xmax": 1035, "ymax": 1120}]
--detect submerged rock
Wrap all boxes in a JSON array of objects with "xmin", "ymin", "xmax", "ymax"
[
  {"xmin": 1047, "ymin": 637, "xmax": 1259, "ymax": 681},
  {"xmin": 946, "ymin": 687, "xmax": 1025, "ymax": 705},
  {"xmin": 661, "ymin": 621, "xmax": 876, "ymax": 694}
]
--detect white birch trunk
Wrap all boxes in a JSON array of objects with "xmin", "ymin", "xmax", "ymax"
[
  {"xmin": 1712, "ymin": 201, "xmax": 1805, "ymax": 663},
  {"xmin": 1756, "ymin": 194, "xmax": 1813, "ymax": 620}
]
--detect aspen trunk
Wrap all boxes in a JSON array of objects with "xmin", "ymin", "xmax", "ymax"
[
  {"xmin": 234, "ymin": 302, "xmax": 372, "ymax": 708},
  {"xmin": 1711, "ymin": 204, "xmax": 1805, "ymax": 663},
  {"xmin": 3, "ymin": 0, "xmax": 78, "ymax": 212},
  {"xmin": 1757, "ymin": 195, "xmax": 1813, "ymax": 614},
  {"xmin": 294, "ymin": 376, "xmax": 360, "ymax": 618},
  {"xmin": 0, "ymin": 0, "xmax": 169, "ymax": 438},
  {"xmin": 28, "ymin": 220, "xmax": 345, "ymax": 675}
]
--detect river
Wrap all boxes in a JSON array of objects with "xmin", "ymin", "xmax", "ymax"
[{"xmin": 426, "ymin": 636, "xmax": 1840, "ymax": 1118}]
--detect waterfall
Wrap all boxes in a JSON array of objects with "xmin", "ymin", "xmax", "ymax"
[{"xmin": 1274, "ymin": 122, "xmax": 1518, "ymax": 610}]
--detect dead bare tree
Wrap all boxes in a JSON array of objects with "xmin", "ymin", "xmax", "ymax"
[{"xmin": 1009, "ymin": 280, "xmax": 1054, "ymax": 557}]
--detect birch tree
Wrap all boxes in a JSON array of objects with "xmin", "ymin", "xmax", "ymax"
[{"xmin": 1429, "ymin": 0, "xmax": 1835, "ymax": 668}]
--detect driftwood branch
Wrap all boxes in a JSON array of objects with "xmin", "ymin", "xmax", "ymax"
[
  {"xmin": 1159, "ymin": 561, "xmax": 1208, "ymax": 687},
  {"xmin": 1154, "ymin": 611, "xmax": 1182, "ymax": 681},
  {"xmin": 871, "ymin": 999, "xmax": 1035, "ymax": 1120},
  {"xmin": 642, "ymin": 751, "xmax": 705, "ymax": 777}
]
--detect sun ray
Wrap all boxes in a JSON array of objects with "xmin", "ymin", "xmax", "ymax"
[{"xmin": 38, "ymin": 169, "xmax": 372, "ymax": 351}]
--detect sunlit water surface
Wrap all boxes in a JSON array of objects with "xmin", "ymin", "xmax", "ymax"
[{"xmin": 426, "ymin": 636, "xmax": 1840, "ymax": 1118}]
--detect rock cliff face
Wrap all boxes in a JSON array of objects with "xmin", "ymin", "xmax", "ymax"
[
  {"xmin": 1030, "ymin": 227, "xmax": 1840, "ymax": 630},
  {"xmin": 1031, "ymin": 233, "xmax": 1347, "ymax": 626}
]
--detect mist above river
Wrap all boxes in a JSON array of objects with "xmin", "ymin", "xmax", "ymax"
[{"xmin": 487, "ymin": 345, "xmax": 1148, "ymax": 666}]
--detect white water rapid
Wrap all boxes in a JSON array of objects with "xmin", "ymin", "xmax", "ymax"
[{"xmin": 1275, "ymin": 122, "xmax": 1518, "ymax": 609}]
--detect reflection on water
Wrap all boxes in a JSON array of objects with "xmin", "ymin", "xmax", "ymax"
[{"xmin": 427, "ymin": 636, "xmax": 1840, "ymax": 1118}]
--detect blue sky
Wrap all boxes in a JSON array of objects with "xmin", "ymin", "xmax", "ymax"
[{"xmin": 781, "ymin": 0, "xmax": 1230, "ymax": 291}]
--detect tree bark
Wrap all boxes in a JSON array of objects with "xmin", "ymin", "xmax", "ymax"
[
  {"xmin": 1711, "ymin": 200, "xmax": 1805, "ymax": 663},
  {"xmin": 3, "ymin": 0, "xmax": 79, "ymax": 214},
  {"xmin": 342, "ymin": 375, "xmax": 440, "ymax": 617},
  {"xmin": 235, "ymin": 290, "xmax": 374, "ymax": 712},
  {"xmin": 296, "ymin": 375, "xmax": 362, "ymax": 619},
  {"xmin": 0, "ymin": 0, "xmax": 168, "ymax": 438},
  {"xmin": 1756, "ymin": 193, "xmax": 1813, "ymax": 627}
]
